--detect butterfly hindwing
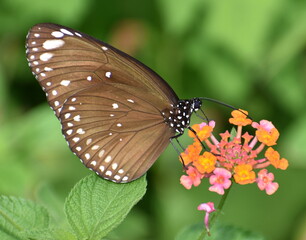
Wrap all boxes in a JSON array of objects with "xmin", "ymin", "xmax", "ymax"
[{"xmin": 59, "ymin": 85, "xmax": 172, "ymax": 182}]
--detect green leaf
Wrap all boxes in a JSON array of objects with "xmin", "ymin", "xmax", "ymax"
[
  {"xmin": 64, "ymin": 173, "xmax": 147, "ymax": 240},
  {"xmin": 0, "ymin": 196, "xmax": 49, "ymax": 240},
  {"xmin": 24, "ymin": 228, "xmax": 77, "ymax": 240},
  {"xmin": 230, "ymin": 127, "xmax": 237, "ymax": 141}
]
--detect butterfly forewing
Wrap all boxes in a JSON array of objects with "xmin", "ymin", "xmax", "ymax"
[
  {"xmin": 26, "ymin": 23, "xmax": 178, "ymax": 117},
  {"xmin": 26, "ymin": 23, "xmax": 179, "ymax": 182}
]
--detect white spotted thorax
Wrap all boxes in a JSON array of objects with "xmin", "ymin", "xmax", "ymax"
[
  {"xmin": 163, "ymin": 98, "xmax": 202, "ymax": 134},
  {"xmin": 25, "ymin": 23, "xmax": 198, "ymax": 183}
]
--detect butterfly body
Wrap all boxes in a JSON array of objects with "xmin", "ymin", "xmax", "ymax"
[{"xmin": 26, "ymin": 23, "xmax": 201, "ymax": 182}]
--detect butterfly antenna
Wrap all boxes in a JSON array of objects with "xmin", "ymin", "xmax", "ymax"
[{"xmin": 198, "ymin": 97, "xmax": 252, "ymax": 120}]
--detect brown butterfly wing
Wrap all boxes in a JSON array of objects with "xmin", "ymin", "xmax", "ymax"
[
  {"xmin": 26, "ymin": 23, "xmax": 178, "ymax": 117},
  {"xmin": 60, "ymin": 85, "xmax": 173, "ymax": 182},
  {"xmin": 26, "ymin": 23, "xmax": 178, "ymax": 182}
]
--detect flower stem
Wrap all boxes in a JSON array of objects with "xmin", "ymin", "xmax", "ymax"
[{"xmin": 197, "ymin": 186, "xmax": 232, "ymax": 240}]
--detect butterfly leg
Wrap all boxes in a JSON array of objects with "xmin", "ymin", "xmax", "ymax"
[
  {"xmin": 170, "ymin": 134, "xmax": 188, "ymax": 170},
  {"xmin": 188, "ymin": 126, "xmax": 208, "ymax": 151}
]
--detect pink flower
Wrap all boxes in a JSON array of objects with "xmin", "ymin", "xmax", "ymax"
[
  {"xmin": 198, "ymin": 202, "xmax": 216, "ymax": 234},
  {"xmin": 209, "ymin": 168, "xmax": 232, "ymax": 195},
  {"xmin": 252, "ymin": 120, "xmax": 275, "ymax": 131},
  {"xmin": 256, "ymin": 169, "xmax": 279, "ymax": 195},
  {"xmin": 180, "ymin": 166, "xmax": 202, "ymax": 189}
]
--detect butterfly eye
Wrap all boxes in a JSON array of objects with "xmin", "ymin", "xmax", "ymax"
[{"xmin": 25, "ymin": 23, "xmax": 201, "ymax": 183}]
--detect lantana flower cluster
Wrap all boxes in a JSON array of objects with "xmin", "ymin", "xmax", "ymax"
[{"xmin": 180, "ymin": 109, "xmax": 288, "ymax": 195}]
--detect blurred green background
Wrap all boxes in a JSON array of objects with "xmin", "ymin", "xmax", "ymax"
[{"xmin": 1, "ymin": 0, "xmax": 306, "ymax": 239}]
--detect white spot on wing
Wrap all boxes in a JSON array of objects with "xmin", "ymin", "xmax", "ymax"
[
  {"xmin": 52, "ymin": 90, "xmax": 57, "ymax": 96},
  {"xmin": 105, "ymin": 156, "xmax": 112, "ymax": 163},
  {"xmin": 87, "ymin": 76, "xmax": 92, "ymax": 81},
  {"xmin": 44, "ymin": 67, "xmax": 53, "ymax": 71},
  {"xmin": 65, "ymin": 113, "xmax": 71, "ymax": 119},
  {"xmin": 76, "ymin": 146, "xmax": 82, "ymax": 151},
  {"xmin": 99, "ymin": 165, "xmax": 105, "ymax": 172},
  {"xmin": 106, "ymin": 170, "xmax": 112, "ymax": 176},
  {"xmin": 118, "ymin": 169, "xmax": 124, "ymax": 174},
  {"xmin": 127, "ymin": 99, "xmax": 135, "ymax": 103},
  {"xmin": 92, "ymin": 145, "xmax": 99, "ymax": 150},
  {"xmin": 102, "ymin": 46, "xmax": 108, "ymax": 50},
  {"xmin": 117, "ymin": 123, "xmax": 122, "ymax": 127},
  {"xmin": 72, "ymin": 137, "xmax": 80, "ymax": 142},
  {"xmin": 43, "ymin": 39, "xmax": 65, "ymax": 50},
  {"xmin": 112, "ymin": 163, "xmax": 118, "ymax": 170},
  {"xmin": 77, "ymin": 128, "xmax": 85, "ymax": 134},
  {"xmin": 85, "ymin": 153, "xmax": 90, "ymax": 160},
  {"xmin": 105, "ymin": 72, "xmax": 112, "ymax": 78},
  {"xmin": 40, "ymin": 52, "xmax": 53, "ymax": 61},
  {"xmin": 112, "ymin": 103, "xmax": 118, "ymax": 109},
  {"xmin": 99, "ymin": 149, "xmax": 105, "ymax": 158},
  {"xmin": 60, "ymin": 80, "xmax": 71, "ymax": 86},
  {"xmin": 34, "ymin": 33, "xmax": 40, "ymax": 37},
  {"xmin": 51, "ymin": 31, "xmax": 64, "ymax": 38},
  {"xmin": 73, "ymin": 115, "xmax": 80, "ymax": 121},
  {"xmin": 122, "ymin": 176, "xmax": 129, "ymax": 182},
  {"xmin": 60, "ymin": 28, "xmax": 74, "ymax": 35},
  {"xmin": 66, "ymin": 129, "xmax": 73, "ymax": 135},
  {"xmin": 90, "ymin": 160, "xmax": 96, "ymax": 166},
  {"xmin": 86, "ymin": 138, "xmax": 92, "ymax": 145}
]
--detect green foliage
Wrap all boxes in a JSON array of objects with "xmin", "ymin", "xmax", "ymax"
[
  {"xmin": 1, "ymin": 0, "xmax": 306, "ymax": 239},
  {"xmin": 0, "ymin": 175, "xmax": 146, "ymax": 240},
  {"xmin": 65, "ymin": 174, "xmax": 147, "ymax": 240},
  {"xmin": 0, "ymin": 196, "xmax": 49, "ymax": 240}
]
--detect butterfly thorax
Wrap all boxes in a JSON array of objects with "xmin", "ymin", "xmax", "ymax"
[{"xmin": 162, "ymin": 98, "xmax": 202, "ymax": 134}]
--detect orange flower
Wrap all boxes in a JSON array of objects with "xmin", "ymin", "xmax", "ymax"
[
  {"xmin": 193, "ymin": 152, "xmax": 216, "ymax": 174},
  {"xmin": 180, "ymin": 141, "xmax": 202, "ymax": 165},
  {"xmin": 265, "ymin": 147, "xmax": 289, "ymax": 170},
  {"xmin": 252, "ymin": 120, "xmax": 279, "ymax": 146},
  {"xmin": 229, "ymin": 109, "xmax": 252, "ymax": 126},
  {"xmin": 233, "ymin": 164, "xmax": 256, "ymax": 184},
  {"xmin": 188, "ymin": 124, "xmax": 201, "ymax": 138},
  {"xmin": 188, "ymin": 122, "xmax": 214, "ymax": 141},
  {"xmin": 256, "ymin": 128, "xmax": 279, "ymax": 146}
]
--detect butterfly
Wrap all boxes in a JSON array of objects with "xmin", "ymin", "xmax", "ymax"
[{"xmin": 25, "ymin": 23, "xmax": 202, "ymax": 183}]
